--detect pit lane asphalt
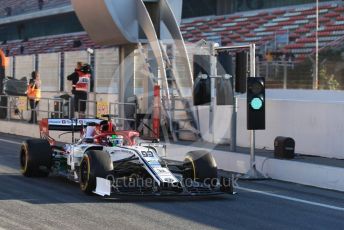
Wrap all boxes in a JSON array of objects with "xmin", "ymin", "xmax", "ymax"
[{"xmin": 0, "ymin": 133, "xmax": 343, "ymax": 230}]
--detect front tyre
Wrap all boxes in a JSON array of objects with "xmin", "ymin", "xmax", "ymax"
[
  {"xmin": 184, "ymin": 150, "xmax": 218, "ymax": 184},
  {"xmin": 20, "ymin": 139, "xmax": 52, "ymax": 177},
  {"xmin": 79, "ymin": 150, "xmax": 113, "ymax": 195}
]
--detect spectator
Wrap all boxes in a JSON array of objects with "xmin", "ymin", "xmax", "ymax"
[
  {"xmin": 67, "ymin": 62, "xmax": 91, "ymax": 118},
  {"xmin": 27, "ymin": 71, "xmax": 41, "ymax": 123}
]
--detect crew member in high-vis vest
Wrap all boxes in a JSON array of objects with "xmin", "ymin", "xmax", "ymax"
[
  {"xmin": 27, "ymin": 71, "xmax": 41, "ymax": 124},
  {"xmin": 67, "ymin": 62, "xmax": 91, "ymax": 117}
]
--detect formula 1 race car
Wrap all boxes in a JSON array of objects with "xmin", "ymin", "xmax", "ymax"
[{"xmin": 20, "ymin": 117, "xmax": 233, "ymax": 196}]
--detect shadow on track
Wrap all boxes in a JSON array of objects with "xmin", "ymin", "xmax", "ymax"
[{"xmin": 0, "ymin": 174, "xmax": 233, "ymax": 204}]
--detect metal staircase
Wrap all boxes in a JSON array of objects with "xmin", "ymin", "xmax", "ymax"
[
  {"xmin": 159, "ymin": 43, "xmax": 201, "ymax": 141},
  {"xmin": 137, "ymin": 42, "xmax": 200, "ymax": 141}
]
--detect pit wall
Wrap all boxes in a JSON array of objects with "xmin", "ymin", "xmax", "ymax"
[{"xmin": 199, "ymin": 89, "xmax": 344, "ymax": 159}]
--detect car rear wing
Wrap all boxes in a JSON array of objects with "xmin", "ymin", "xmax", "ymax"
[{"xmin": 40, "ymin": 118, "xmax": 104, "ymax": 132}]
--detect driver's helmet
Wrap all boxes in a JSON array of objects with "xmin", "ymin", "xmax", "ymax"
[{"xmin": 107, "ymin": 135, "xmax": 124, "ymax": 147}]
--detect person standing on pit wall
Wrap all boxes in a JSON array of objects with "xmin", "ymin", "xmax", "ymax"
[
  {"xmin": 67, "ymin": 62, "xmax": 91, "ymax": 118},
  {"xmin": 27, "ymin": 71, "xmax": 41, "ymax": 124}
]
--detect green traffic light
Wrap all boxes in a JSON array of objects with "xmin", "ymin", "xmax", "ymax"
[{"xmin": 250, "ymin": 98, "xmax": 263, "ymax": 110}]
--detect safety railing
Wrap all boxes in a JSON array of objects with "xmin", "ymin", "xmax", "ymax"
[
  {"xmin": 0, "ymin": 95, "xmax": 138, "ymax": 129},
  {"xmin": 0, "ymin": 95, "xmax": 67, "ymax": 122}
]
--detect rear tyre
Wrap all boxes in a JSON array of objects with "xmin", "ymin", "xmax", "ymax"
[
  {"xmin": 184, "ymin": 150, "xmax": 218, "ymax": 184},
  {"xmin": 20, "ymin": 139, "xmax": 52, "ymax": 177},
  {"xmin": 79, "ymin": 150, "xmax": 113, "ymax": 195}
]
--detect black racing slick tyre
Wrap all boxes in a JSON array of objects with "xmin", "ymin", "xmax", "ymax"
[
  {"xmin": 184, "ymin": 150, "xmax": 218, "ymax": 184},
  {"xmin": 20, "ymin": 139, "xmax": 52, "ymax": 177},
  {"xmin": 79, "ymin": 150, "xmax": 113, "ymax": 195}
]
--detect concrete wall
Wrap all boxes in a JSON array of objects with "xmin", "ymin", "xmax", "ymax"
[
  {"xmin": 38, "ymin": 53, "xmax": 60, "ymax": 92},
  {"xmin": 237, "ymin": 90, "xmax": 344, "ymax": 159},
  {"xmin": 15, "ymin": 55, "xmax": 35, "ymax": 79},
  {"xmin": 202, "ymin": 89, "xmax": 344, "ymax": 159},
  {"xmin": 94, "ymin": 48, "xmax": 119, "ymax": 94},
  {"xmin": 198, "ymin": 105, "xmax": 232, "ymax": 144}
]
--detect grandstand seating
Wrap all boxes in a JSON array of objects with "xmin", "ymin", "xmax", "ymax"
[
  {"xmin": 0, "ymin": 32, "xmax": 103, "ymax": 56},
  {"xmin": 0, "ymin": 0, "xmax": 70, "ymax": 18},
  {"xmin": 180, "ymin": 2, "xmax": 344, "ymax": 61},
  {"xmin": 0, "ymin": 1, "xmax": 343, "ymax": 63}
]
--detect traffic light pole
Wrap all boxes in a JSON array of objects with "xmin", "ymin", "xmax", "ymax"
[
  {"xmin": 215, "ymin": 44, "xmax": 254, "ymax": 152},
  {"xmin": 250, "ymin": 44, "xmax": 256, "ymax": 175},
  {"xmin": 242, "ymin": 44, "xmax": 266, "ymax": 179},
  {"xmin": 230, "ymin": 95, "xmax": 237, "ymax": 152},
  {"xmin": 214, "ymin": 43, "xmax": 266, "ymax": 179}
]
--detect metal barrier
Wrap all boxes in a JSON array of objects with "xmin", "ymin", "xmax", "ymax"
[
  {"xmin": 0, "ymin": 95, "xmax": 66, "ymax": 122},
  {"xmin": 0, "ymin": 95, "xmax": 137, "ymax": 129},
  {"xmin": 38, "ymin": 96, "xmax": 74, "ymax": 119}
]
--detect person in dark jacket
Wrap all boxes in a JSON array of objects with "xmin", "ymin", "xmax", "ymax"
[{"xmin": 67, "ymin": 62, "xmax": 91, "ymax": 117}]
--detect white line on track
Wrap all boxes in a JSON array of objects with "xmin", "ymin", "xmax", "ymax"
[
  {"xmin": 238, "ymin": 186, "xmax": 344, "ymax": 212},
  {"xmin": 0, "ymin": 138, "xmax": 21, "ymax": 145}
]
